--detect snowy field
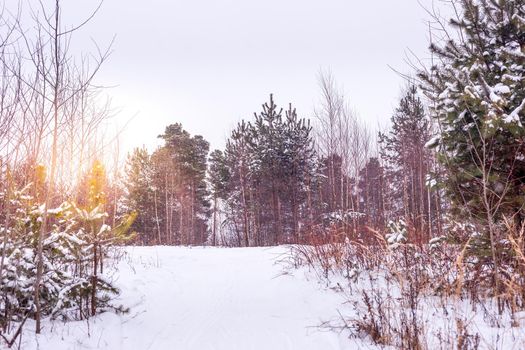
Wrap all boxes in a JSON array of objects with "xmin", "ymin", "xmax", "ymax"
[
  {"xmin": 7, "ymin": 246, "xmax": 525, "ymax": 349},
  {"xmin": 13, "ymin": 246, "xmax": 363, "ymax": 350}
]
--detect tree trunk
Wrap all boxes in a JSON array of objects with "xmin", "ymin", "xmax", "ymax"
[{"xmin": 212, "ymin": 194, "xmax": 217, "ymax": 246}]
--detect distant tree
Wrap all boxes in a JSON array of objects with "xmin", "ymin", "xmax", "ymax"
[
  {"xmin": 120, "ymin": 148, "xmax": 157, "ymax": 244},
  {"xmin": 317, "ymin": 154, "xmax": 353, "ymax": 223},
  {"xmin": 224, "ymin": 121, "xmax": 253, "ymax": 246},
  {"xmin": 221, "ymin": 95, "xmax": 317, "ymax": 246},
  {"xmin": 208, "ymin": 150, "xmax": 230, "ymax": 246},
  {"xmin": 357, "ymin": 157, "xmax": 385, "ymax": 232},
  {"xmin": 120, "ymin": 125, "xmax": 211, "ymax": 246},
  {"xmin": 379, "ymin": 85, "xmax": 439, "ymax": 243},
  {"xmin": 313, "ymin": 72, "xmax": 372, "ymax": 237},
  {"xmin": 150, "ymin": 147, "xmax": 176, "ymax": 244},
  {"xmin": 281, "ymin": 104, "xmax": 317, "ymax": 239},
  {"xmin": 158, "ymin": 123, "xmax": 211, "ymax": 245},
  {"xmin": 248, "ymin": 95, "xmax": 287, "ymax": 244}
]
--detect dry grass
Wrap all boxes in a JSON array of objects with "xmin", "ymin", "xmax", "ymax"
[{"xmin": 289, "ymin": 220, "xmax": 525, "ymax": 349}]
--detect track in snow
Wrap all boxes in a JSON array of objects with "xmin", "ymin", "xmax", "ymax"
[{"xmin": 18, "ymin": 246, "xmax": 359, "ymax": 350}]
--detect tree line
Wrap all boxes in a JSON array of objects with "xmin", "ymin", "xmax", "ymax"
[{"xmin": 122, "ymin": 81, "xmax": 444, "ymax": 247}]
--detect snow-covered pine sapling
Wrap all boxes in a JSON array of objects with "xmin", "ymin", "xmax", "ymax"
[
  {"xmin": 48, "ymin": 200, "xmax": 132, "ymax": 321},
  {"xmin": 79, "ymin": 160, "xmax": 116, "ymax": 317},
  {"xmin": 1, "ymin": 186, "xmax": 80, "ymax": 325},
  {"xmin": 429, "ymin": 235, "xmax": 446, "ymax": 251},
  {"xmin": 385, "ymin": 219, "xmax": 408, "ymax": 249},
  {"xmin": 1, "ymin": 167, "xmax": 133, "ymax": 330}
]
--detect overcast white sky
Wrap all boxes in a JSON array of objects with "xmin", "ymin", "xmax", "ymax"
[{"xmin": 57, "ymin": 0, "xmax": 443, "ymax": 153}]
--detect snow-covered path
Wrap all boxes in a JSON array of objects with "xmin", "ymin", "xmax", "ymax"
[{"xmin": 20, "ymin": 246, "xmax": 357, "ymax": 350}]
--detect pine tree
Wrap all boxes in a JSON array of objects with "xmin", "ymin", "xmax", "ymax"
[
  {"xmin": 357, "ymin": 157, "xmax": 386, "ymax": 232},
  {"xmin": 317, "ymin": 154, "xmax": 352, "ymax": 224},
  {"xmin": 150, "ymin": 146, "xmax": 176, "ymax": 244},
  {"xmin": 221, "ymin": 95, "xmax": 317, "ymax": 245},
  {"xmin": 249, "ymin": 95, "xmax": 287, "ymax": 244},
  {"xmin": 120, "ymin": 147, "xmax": 157, "ymax": 244},
  {"xmin": 0, "ymin": 174, "xmax": 130, "ymax": 328},
  {"xmin": 379, "ymin": 85, "xmax": 438, "ymax": 243},
  {"xmin": 224, "ymin": 121, "xmax": 254, "ymax": 246},
  {"xmin": 208, "ymin": 150, "xmax": 230, "ymax": 246},
  {"xmin": 418, "ymin": 0, "xmax": 525, "ymax": 290},
  {"xmin": 158, "ymin": 123, "xmax": 211, "ymax": 245},
  {"xmin": 282, "ymin": 104, "xmax": 317, "ymax": 239}
]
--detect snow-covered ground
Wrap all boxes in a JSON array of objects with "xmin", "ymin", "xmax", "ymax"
[{"xmin": 15, "ymin": 246, "xmax": 362, "ymax": 350}]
